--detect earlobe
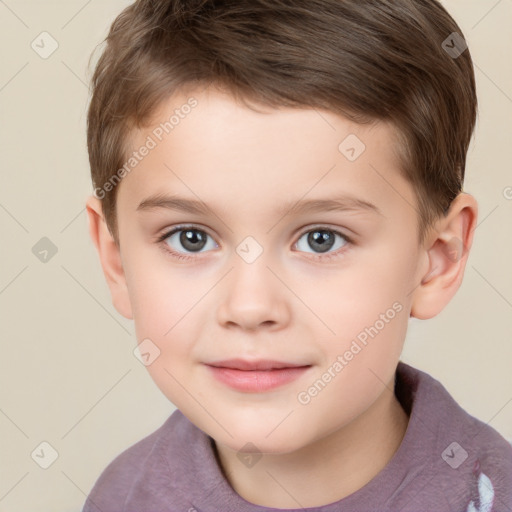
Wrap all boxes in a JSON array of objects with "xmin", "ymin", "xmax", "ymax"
[
  {"xmin": 410, "ymin": 193, "xmax": 478, "ymax": 320},
  {"xmin": 85, "ymin": 195, "xmax": 133, "ymax": 320}
]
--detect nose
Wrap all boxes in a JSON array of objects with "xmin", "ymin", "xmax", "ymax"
[{"xmin": 216, "ymin": 252, "xmax": 291, "ymax": 332}]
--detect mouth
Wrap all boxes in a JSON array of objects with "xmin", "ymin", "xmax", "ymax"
[
  {"xmin": 206, "ymin": 358, "xmax": 310, "ymax": 371},
  {"xmin": 204, "ymin": 359, "xmax": 313, "ymax": 392}
]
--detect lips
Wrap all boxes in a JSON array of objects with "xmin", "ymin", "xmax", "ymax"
[
  {"xmin": 204, "ymin": 359, "xmax": 312, "ymax": 392},
  {"xmin": 206, "ymin": 358, "xmax": 310, "ymax": 371}
]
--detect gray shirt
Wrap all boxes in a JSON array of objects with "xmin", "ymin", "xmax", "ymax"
[{"xmin": 82, "ymin": 362, "xmax": 512, "ymax": 511}]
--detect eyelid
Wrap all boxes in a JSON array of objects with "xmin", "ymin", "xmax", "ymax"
[
  {"xmin": 155, "ymin": 223, "xmax": 217, "ymax": 243},
  {"xmin": 295, "ymin": 224, "xmax": 353, "ymax": 243}
]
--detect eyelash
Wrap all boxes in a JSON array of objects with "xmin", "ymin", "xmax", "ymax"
[{"xmin": 156, "ymin": 224, "xmax": 353, "ymax": 262}]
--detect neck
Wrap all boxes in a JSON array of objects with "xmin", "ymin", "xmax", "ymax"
[{"xmin": 213, "ymin": 380, "xmax": 409, "ymax": 508}]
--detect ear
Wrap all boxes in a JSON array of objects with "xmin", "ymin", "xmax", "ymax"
[
  {"xmin": 85, "ymin": 195, "xmax": 133, "ymax": 320},
  {"xmin": 411, "ymin": 192, "xmax": 478, "ymax": 320}
]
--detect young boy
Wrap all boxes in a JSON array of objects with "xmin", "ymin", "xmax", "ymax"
[{"xmin": 83, "ymin": 0, "xmax": 512, "ymax": 510}]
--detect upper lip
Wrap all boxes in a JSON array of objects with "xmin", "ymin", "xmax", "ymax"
[{"xmin": 205, "ymin": 359, "xmax": 311, "ymax": 371}]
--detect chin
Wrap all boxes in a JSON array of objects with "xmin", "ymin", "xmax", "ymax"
[{"xmin": 213, "ymin": 427, "xmax": 308, "ymax": 456}]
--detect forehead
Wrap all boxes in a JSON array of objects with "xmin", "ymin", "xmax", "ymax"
[{"xmin": 118, "ymin": 86, "xmax": 415, "ymax": 223}]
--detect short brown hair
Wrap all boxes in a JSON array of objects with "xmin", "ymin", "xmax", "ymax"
[{"xmin": 87, "ymin": 0, "xmax": 477, "ymax": 246}]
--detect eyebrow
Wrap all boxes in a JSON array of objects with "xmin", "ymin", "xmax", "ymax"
[{"xmin": 136, "ymin": 192, "xmax": 383, "ymax": 217}]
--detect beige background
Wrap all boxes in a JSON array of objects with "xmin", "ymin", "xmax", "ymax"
[{"xmin": 0, "ymin": 1, "xmax": 511, "ymax": 510}]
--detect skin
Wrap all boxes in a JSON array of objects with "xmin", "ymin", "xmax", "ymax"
[{"xmin": 86, "ymin": 85, "xmax": 478, "ymax": 508}]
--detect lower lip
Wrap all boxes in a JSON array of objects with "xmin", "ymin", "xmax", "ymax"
[{"xmin": 205, "ymin": 365, "xmax": 311, "ymax": 392}]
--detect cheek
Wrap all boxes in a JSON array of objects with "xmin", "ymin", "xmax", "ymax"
[
  {"xmin": 295, "ymin": 251, "xmax": 413, "ymax": 341},
  {"xmin": 124, "ymin": 247, "xmax": 203, "ymax": 337},
  {"xmin": 295, "ymin": 303, "xmax": 408, "ymax": 436},
  {"xmin": 294, "ymin": 248, "xmax": 412, "ymax": 398}
]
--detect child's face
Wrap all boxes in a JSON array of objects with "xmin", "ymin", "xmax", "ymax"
[{"xmin": 113, "ymin": 86, "xmax": 427, "ymax": 453}]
